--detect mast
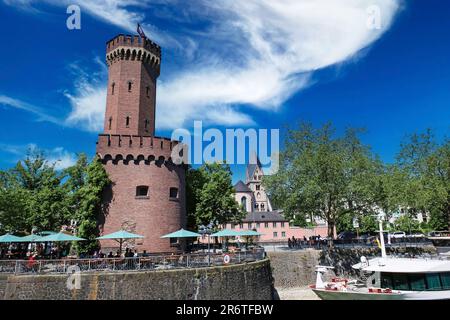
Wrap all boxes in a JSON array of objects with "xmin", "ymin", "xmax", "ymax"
[{"xmin": 379, "ymin": 216, "xmax": 387, "ymax": 258}]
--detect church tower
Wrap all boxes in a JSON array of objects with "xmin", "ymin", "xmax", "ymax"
[{"xmin": 96, "ymin": 33, "xmax": 186, "ymax": 253}]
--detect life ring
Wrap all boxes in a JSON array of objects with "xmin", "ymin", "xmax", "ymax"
[{"xmin": 223, "ymin": 254, "xmax": 231, "ymax": 264}]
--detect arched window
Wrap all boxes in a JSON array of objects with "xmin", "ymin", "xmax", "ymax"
[
  {"xmin": 257, "ymin": 192, "xmax": 261, "ymax": 199},
  {"xmin": 255, "ymin": 203, "xmax": 259, "ymax": 211},
  {"xmin": 126, "ymin": 116, "xmax": 130, "ymax": 128},
  {"xmin": 241, "ymin": 196, "xmax": 247, "ymax": 212},
  {"xmin": 261, "ymin": 203, "xmax": 265, "ymax": 211}
]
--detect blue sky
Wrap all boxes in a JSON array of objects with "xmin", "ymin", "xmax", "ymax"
[{"xmin": 0, "ymin": 0, "xmax": 449, "ymax": 183}]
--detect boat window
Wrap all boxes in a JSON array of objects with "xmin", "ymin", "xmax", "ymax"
[
  {"xmin": 440, "ymin": 273, "xmax": 450, "ymax": 290},
  {"xmin": 392, "ymin": 274, "xmax": 409, "ymax": 290},
  {"xmin": 426, "ymin": 273, "xmax": 442, "ymax": 291},
  {"xmin": 381, "ymin": 273, "xmax": 393, "ymax": 289},
  {"xmin": 409, "ymin": 274, "xmax": 427, "ymax": 291}
]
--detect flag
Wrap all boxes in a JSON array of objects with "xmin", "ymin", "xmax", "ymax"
[
  {"xmin": 376, "ymin": 237, "xmax": 381, "ymax": 249},
  {"xmin": 137, "ymin": 23, "xmax": 146, "ymax": 38}
]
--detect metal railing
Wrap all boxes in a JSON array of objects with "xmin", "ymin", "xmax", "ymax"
[
  {"xmin": 0, "ymin": 249, "xmax": 266, "ymax": 275},
  {"xmin": 284, "ymin": 237, "xmax": 434, "ymax": 250}
]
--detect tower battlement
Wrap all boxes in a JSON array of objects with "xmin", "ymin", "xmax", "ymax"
[
  {"xmin": 96, "ymin": 134, "xmax": 183, "ymax": 162},
  {"xmin": 106, "ymin": 34, "xmax": 161, "ymax": 71},
  {"xmin": 107, "ymin": 34, "xmax": 161, "ymax": 57}
]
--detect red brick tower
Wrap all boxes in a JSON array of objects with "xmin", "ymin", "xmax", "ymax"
[{"xmin": 96, "ymin": 34, "xmax": 186, "ymax": 253}]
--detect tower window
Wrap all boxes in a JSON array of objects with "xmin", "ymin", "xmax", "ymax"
[
  {"xmin": 126, "ymin": 116, "xmax": 130, "ymax": 128},
  {"xmin": 144, "ymin": 119, "xmax": 149, "ymax": 131},
  {"xmin": 136, "ymin": 186, "xmax": 149, "ymax": 198},
  {"xmin": 256, "ymin": 185, "xmax": 261, "ymax": 191},
  {"xmin": 169, "ymin": 187, "xmax": 179, "ymax": 199},
  {"xmin": 111, "ymin": 82, "xmax": 115, "ymax": 95},
  {"xmin": 108, "ymin": 117, "xmax": 112, "ymax": 130},
  {"xmin": 128, "ymin": 81, "xmax": 132, "ymax": 92},
  {"xmin": 146, "ymin": 86, "xmax": 150, "ymax": 97}
]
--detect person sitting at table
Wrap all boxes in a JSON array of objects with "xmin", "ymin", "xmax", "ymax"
[{"xmin": 107, "ymin": 251, "xmax": 113, "ymax": 258}]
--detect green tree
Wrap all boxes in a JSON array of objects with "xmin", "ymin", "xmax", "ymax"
[
  {"xmin": 186, "ymin": 163, "xmax": 245, "ymax": 229},
  {"xmin": 264, "ymin": 122, "xmax": 382, "ymax": 239},
  {"xmin": 395, "ymin": 130, "xmax": 450, "ymax": 231},
  {"xmin": 64, "ymin": 155, "xmax": 110, "ymax": 254}
]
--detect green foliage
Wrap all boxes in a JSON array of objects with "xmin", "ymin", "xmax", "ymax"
[
  {"xmin": 394, "ymin": 131, "xmax": 450, "ymax": 231},
  {"xmin": 0, "ymin": 150, "xmax": 110, "ymax": 255},
  {"xmin": 64, "ymin": 155, "xmax": 110, "ymax": 254},
  {"xmin": 264, "ymin": 122, "xmax": 383, "ymax": 238},
  {"xmin": 186, "ymin": 163, "xmax": 245, "ymax": 229}
]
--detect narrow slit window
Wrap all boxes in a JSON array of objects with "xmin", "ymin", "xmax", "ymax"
[
  {"xmin": 146, "ymin": 86, "xmax": 150, "ymax": 97},
  {"xmin": 108, "ymin": 117, "xmax": 112, "ymax": 130},
  {"xmin": 128, "ymin": 81, "xmax": 132, "ymax": 92},
  {"xmin": 111, "ymin": 82, "xmax": 115, "ymax": 95},
  {"xmin": 169, "ymin": 187, "xmax": 179, "ymax": 199},
  {"xmin": 126, "ymin": 116, "xmax": 130, "ymax": 128}
]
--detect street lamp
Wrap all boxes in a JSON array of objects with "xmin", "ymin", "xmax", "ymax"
[{"xmin": 199, "ymin": 222, "xmax": 215, "ymax": 266}]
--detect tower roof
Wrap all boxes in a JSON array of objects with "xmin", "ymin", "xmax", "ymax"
[
  {"xmin": 246, "ymin": 154, "xmax": 262, "ymax": 182},
  {"xmin": 234, "ymin": 180, "xmax": 252, "ymax": 193}
]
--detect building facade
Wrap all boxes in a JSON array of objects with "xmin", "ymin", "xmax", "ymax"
[
  {"xmin": 96, "ymin": 33, "xmax": 186, "ymax": 253},
  {"xmin": 231, "ymin": 159, "xmax": 327, "ymax": 243}
]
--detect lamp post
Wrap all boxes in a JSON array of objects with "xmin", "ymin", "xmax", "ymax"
[{"xmin": 199, "ymin": 222, "xmax": 215, "ymax": 266}]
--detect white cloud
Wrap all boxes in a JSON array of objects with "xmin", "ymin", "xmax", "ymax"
[
  {"xmin": 0, "ymin": 95, "xmax": 59, "ymax": 124},
  {"xmin": 3, "ymin": 0, "xmax": 402, "ymax": 131},
  {"xmin": 64, "ymin": 58, "xmax": 107, "ymax": 132},
  {"xmin": 0, "ymin": 143, "xmax": 78, "ymax": 170}
]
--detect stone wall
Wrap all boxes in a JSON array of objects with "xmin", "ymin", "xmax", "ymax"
[
  {"xmin": 0, "ymin": 259, "xmax": 274, "ymax": 300},
  {"xmin": 268, "ymin": 250, "xmax": 320, "ymax": 288}
]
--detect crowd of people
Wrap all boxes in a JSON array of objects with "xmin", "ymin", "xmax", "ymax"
[{"xmin": 287, "ymin": 235, "xmax": 328, "ymax": 249}]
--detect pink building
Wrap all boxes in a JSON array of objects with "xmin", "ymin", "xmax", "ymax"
[{"xmin": 223, "ymin": 215, "xmax": 328, "ymax": 243}]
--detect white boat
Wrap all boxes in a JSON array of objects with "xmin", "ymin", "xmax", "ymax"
[{"xmin": 310, "ymin": 218, "xmax": 450, "ymax": 300}]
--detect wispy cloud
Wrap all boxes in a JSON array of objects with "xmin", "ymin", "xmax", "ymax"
[
  {"xmin": 0, "ymin": 143, "xmax": 78, "ymax": 170},
  {"xmin": 3, "ymin": 0, "xmax": 402, "ymax": 131},
  {"xmin": 0, "ymin": 95, "xmax": 60, "ymax": 124}
]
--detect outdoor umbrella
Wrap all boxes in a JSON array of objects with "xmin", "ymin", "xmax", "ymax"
[
  {"xmin": 97, "ymin": 230, "xmax": 144, "ymax": 254},
  {"xmin": 210, "ymin": 229, "xmax": 241, "ymax": 251},
  {"xmin": 17, "ymin": 234, "xmax": 44, "ymax": 242},
  {"xmin": 238, "ymin": 230, "xmax": 262, "ymax": 236},
  {"xmin": 0, "ymin": 233, "xmax": 22, "ymax": 243},
  {"xmin": 39, "ymin": 232, "xmax": 85, "ymax": 242},
  {"xmin": 161, "ymin": 229, "xmax": 201, "ymax": 238},
  {"xmin": 210, "ymin": 229, "xmax": 241, "ymax": 237}
]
